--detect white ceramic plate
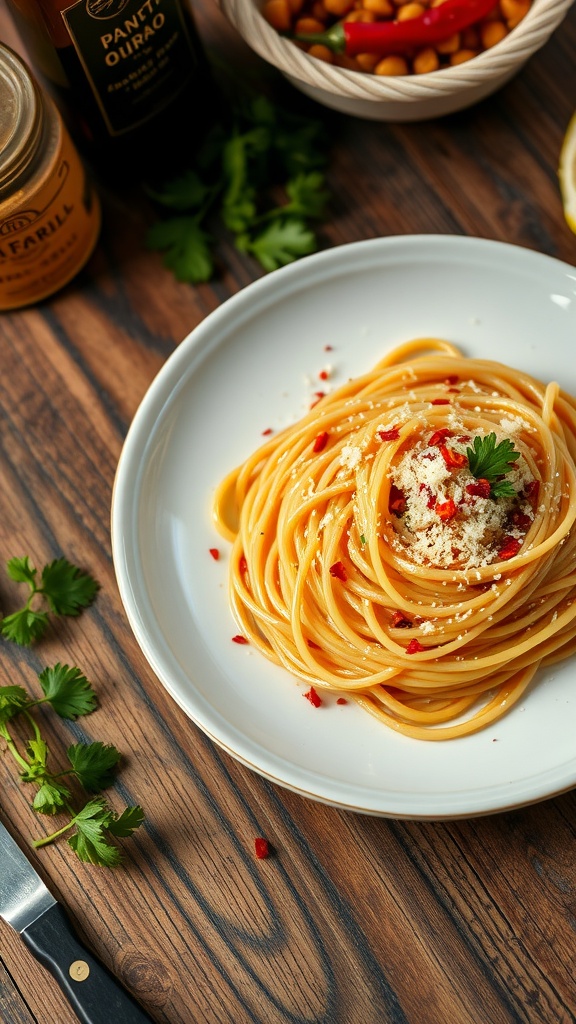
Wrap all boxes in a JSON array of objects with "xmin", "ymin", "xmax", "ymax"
[{"xmin": 111, "ymin": 235, "xmax": 576, "ymax": 819}]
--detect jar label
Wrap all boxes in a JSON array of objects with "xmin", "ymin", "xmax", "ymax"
[
  {"xmin": 0, "ymin": 120, "xmax": 101, "ymax": 310},
  {"xmin": 61, "ymin": 0, "xmax": 200, "ymax": 136}
]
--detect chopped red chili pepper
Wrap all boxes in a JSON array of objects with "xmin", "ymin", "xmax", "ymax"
[
  {"xmin": 391, "ymin": 610, "xmax": 413, "ymax": 628},
  {"xmin": 444, "ymin": 375, "xmax": 459, "ymax": 385},
  {"xmin": 324, "ymin": 344, "xmax": 333, "ymax": 351},
  {"xmin": 428, "ymin": 427, "xmax": 453, "ymax": 446},
  {"xmin": 431, "ymin": 398, "xmax": 450, "ymax": 406},
  {"xmin": 336, "ymin": 697, "xmax": 348, "ymax": 705},
  {"xmin": 389, "ymin": 484, "xmax": 406, "ymax": 515},
  {"xmin": 262, "ymin": 427, "xmax": 273, "ymax": 436},
  {"xmin": 466, "ymin": 478, "xmax": 491, "ymax": 499},
  {"xmin": 329, "ymin": 560, "xmax": 347, "ymax": 581},
  {"xmin": 457, "ymin": 435, "xmax": 471, "ymax": 443},
  {"xmin": 254, "ymin": 837, "xmax": 270, "ymax": 859},
  {"xmin": 406, "ymin": 638, "xmax": 425, "ymax": 654},
  {"xmin": 304, "ymin": 686, "xmax": 322, "ymax": 707},
  {"xmin": 313, "ymin": 430, "xmax": 329, "ymax": 453},
  {"xmin": 232, "ymin": 635, "xmax": 249, "ymax": 644},
  {"xmin": 497, "ymin": 537, "xmax": 522, "ymax": 560},
  {"xmin": 440, "ymin": 445, "xmax": 468, "ymax": 470},
  {"xmin": 451, "ymin": 546, "xmax": 461, "ymax": 558},
  {"xmin": 239, "ymin": 555, "xmax": 248, "ymax": 575},
  {"xmin": 319, "ymin": 369, "xmax": 329, "ymax": 380},
  {"xmin": 435, "ymin": 498, "xmax": 458, "ymax": 522},
  {"xmin": 307, "ymin": 639, "xmax": 321, "ymax": 649},
  {"xmin": 378, "ymin": 426, "xmax": 400, "ymax": 442},
  {"xmin": 510, "ymin": 511, "xmax": 532, "ymax": 531},
  {"xmin": 209, "ymin": 548, "xmax": 220, "ymax": 560}
]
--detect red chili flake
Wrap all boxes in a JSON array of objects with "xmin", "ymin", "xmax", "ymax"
[
  {"xmin": 497, "ymin": 537, "xmax": 522, "ymax": 560},
  {"xmin": 435, "ymin": 498, "xmax": 458, "ymax": 522},
  {"xmin": 324, "ymin": 344, "xmax": 333, "ymax": 351},
  {"xmin": 319, "ymin": 369, "xmax": 329, "ymax": 380},
  {"xmin": 431, "ymin": 398, "xmax": 450, "ymax": 406},
  {"xmin": 329, "ymin": 561, "xmax": 347, "ymax": 581},
  {"xmin": 451, "ymin": 546, "xmax": 461, "ymax": 558},
  {"xmin": 239, "ymin": 555, "xmax": 248, "ymax": 575},
  {"xmin": 439, "ymin": 445, "xmax": 468, "ymax": 470},
  {"xmin": 511, "ymin": 511, "xmax": 532, "ymax": 531},
  {"xmin": 391, "ymin": 610, "xmax": 413, "ymax": 628},
  {"xmin": 262, "ymin": 427, "xmax": 273, "ymax": 436},
  {"xmin": 389, "ymin": 484, "xmax": 406, "ymax": 515},
  {"xmin": 254, "ymin": 837, "xmax": 270, "ymax": 859},
  {"xmin": 444, "ymin": 375, "xmax": 459, "ymax": 385},
  {"xmin": 313, "ymin": 430, "xmax": 329, "ymax": 453},
  {"xmin": 336, "ymin": 697, "xmax": 348, "ymax": 705},
  {"xmin": 466, "ymin": 478, "xmax": 491, "ymax": 499},
  {"xmin": 457, "ymin": 435, "xmax": 471, "ymax": 443},
  {"xmin": 310, "ymin": 391, "xmax": 325, "ymax": 408},
  {"xmin": 232, "ymin": 634, "xmax": 249, "ymax": 644},
  {"xmin": 524, "ymin": 480, "xmax": 540, "ymax": 507},
  {"xmin": 406, "ymin": 638, "xmax": 425, "ymax": 654},
  {"xmin": 209, "ymin": 548, "xmax": 220, "ymax": 560},
  {"xmin": 378, "ymin": 427, "xmax": 400, "ymax": 442},
  {"xmin": 419, "ymin": 483, "xmax": 436, "ymax": 509},
  {"xmin": 307, "ymin": 639, "xmax": 321, "ymax": 649},
  {"xmin": 304, "ymin": 686, "xmax": 322, "ymax": 707},
  {"xmin": 428, "ymin": 427, "xmax": 453, "ymax": 446}
]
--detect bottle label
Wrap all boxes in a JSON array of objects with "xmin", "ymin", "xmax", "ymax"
[
  {"xmin": 0, "ymin": 117, "xmax": 101, "ymax": 310},
  {"xmin": 61, "ymin": 0, "xmax": 199, "ymax": 136}
]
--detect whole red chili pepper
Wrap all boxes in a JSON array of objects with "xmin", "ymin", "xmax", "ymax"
[{"xmin": 290, "ymin": 0, "xmax": 498, "ymax": 56}]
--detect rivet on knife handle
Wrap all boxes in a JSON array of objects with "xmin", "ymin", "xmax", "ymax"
[{"xmin": 21, "ymin": 903, "xmax": 154, "ymax": 1024}]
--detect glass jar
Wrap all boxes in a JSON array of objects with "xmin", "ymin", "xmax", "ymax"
[{"xmin": 0, "ymin": 42, "xmax": 101, "ymax": 310}]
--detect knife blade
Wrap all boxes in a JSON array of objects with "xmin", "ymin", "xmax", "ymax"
[{"xmin": 0, "ymin": 820, "xmax": 154, "ymax": 1024}]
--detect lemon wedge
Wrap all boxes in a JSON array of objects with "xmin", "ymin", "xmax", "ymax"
[{"xmin": 559, "ymin": 112, "xmax": 576, "ymax": 234}]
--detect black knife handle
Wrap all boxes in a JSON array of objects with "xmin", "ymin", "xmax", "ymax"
[{"xmin": 21, "ymin": 903, "xmax": 154, "ymax": 1024}]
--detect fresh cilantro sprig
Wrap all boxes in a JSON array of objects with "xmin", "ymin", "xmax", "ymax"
[
  {"xmin": 145, "ymin": 94, "xmax": 330, "ymax": 282},
  {"xmin": 467, "ymin": 433, "xmax": 520, "ymax": 499},
  {"xmin": 0, "ymin": 667, "xmax": 144, "ymax": 867},
  {"xmin": 1, "ymin": 556, "xmax": 99, "ymax": 646}
]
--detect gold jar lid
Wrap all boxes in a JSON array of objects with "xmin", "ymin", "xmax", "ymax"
[{"xmin": 0, "ymin": 43, "xmax": 45, "ymax": 196}]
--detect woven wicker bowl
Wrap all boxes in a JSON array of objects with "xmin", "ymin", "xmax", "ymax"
[{"xmin": 216, "ymin": 0, "xmax": 574, "ymax": 120}]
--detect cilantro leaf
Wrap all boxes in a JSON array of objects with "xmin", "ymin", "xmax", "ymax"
[
  {"xmin": 147, "ymin": 217, "xmax": 214, "ymax": 283},
  {"xmin": 38, "ymin": 663, "xmax": 98, "ymax": 719},
  {"xmin": 6, "ymin": 556, "xmax": 37, "ymax": 586},
  {"xmin": 467, "ymin": 433, "xmax": 520, "ymax": 484},
  {"xmin": 145, "ymin": 169, "xmax": 211, "ymax": 211},
  {"xmin": 64, "ymin": 798, "xmax": 144, "ymax": 866},
  {"xmin": 40, "ymin": 559, "xmax": 99, "ymax": 616},
  {"xmin": 67, "ymin": 741, "xmax": 121, "ymax": 791},
  {"xmin": 107, "ymin": 805, "xmax": 145, "ymax": 837},
  {"xmin": 67, "ymin": 799, "xmax": 123, "ymax": 866},
  {"xmin": 284, "ymin": 172, "xmax": 329, "ymax": 220},
  {"xmin": 0, "ymin": 685, "xmax": 30, "ymax": 724},
  {"xmin": 19, "ymin": 738, "xmax": 49, "ymax": 782},
  {"xmin": 33, "ymin": 779, "xmax": 71, "ymax": 815},
  {"xmin": 1, "ymin": 608, "xmax": 49, "ymax": 646},
  {"xmin": 240, "ymin": 219, "xmax": 317, "ymax": 272},
  {"xmin": 490, "ymin": 479, "xmax": 517, "ymax": 499}
]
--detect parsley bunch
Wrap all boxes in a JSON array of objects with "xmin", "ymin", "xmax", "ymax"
[
  {"xmin": 467, "ymin": 433, "xmax": 521, "ymax": 498},
  {"xmin": 145, "ymin": 94, "xmax": 331, "ymax": 282},
  {"xmin": 1, "ymin": 556, "xmax": 99, "ymax": 646},
  {"xmin": 0, "ymin": 665, "xmax": 144, "ymax": 866}
]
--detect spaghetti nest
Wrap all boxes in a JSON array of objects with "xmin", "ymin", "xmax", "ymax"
[{"xmin": 213, "ymin": 339, "xmax": 576, "ymax": 739}]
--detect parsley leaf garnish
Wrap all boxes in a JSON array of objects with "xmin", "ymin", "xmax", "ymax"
[
  {"xmin": 38, "ymin": 664, "xmax": 98, "ymax": 719},
  {"xmin": 0, "ymin": 665, "xmax": 143, "ymax": 867},
  {"xmin": 1, "ymin": 557, "xmax": 99, "ymax": 645},
  {"xmin": 467, "ymin": 433, "xmax": 520, "ymax": 498},
  {"xmin": 145, "ymin": 94, "xmax": 331, "ymax": 281}
]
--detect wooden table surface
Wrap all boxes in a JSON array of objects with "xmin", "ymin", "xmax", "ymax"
[{"xmin": 1, "ymin": 1, "xmax": 576, "ymax": 1021}]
